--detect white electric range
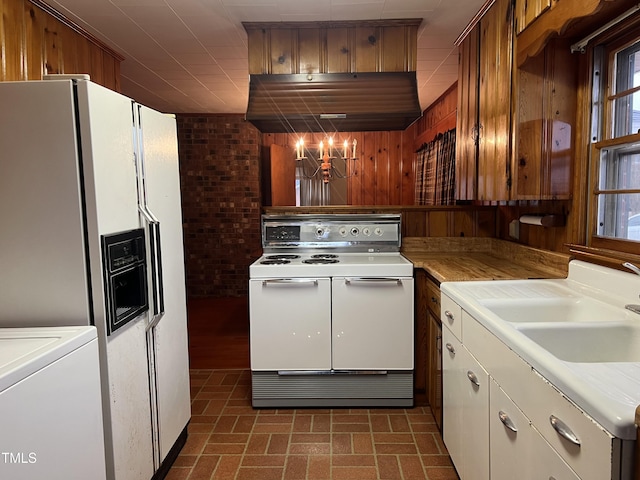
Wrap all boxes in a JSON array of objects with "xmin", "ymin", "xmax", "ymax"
[{"xmin": 249, "ymin": 214, "xmax": 414, "ymax": 408}]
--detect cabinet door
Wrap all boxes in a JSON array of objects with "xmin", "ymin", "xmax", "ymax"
[
  {"xmin": 477, "ymin": 0, "xmax": 514, "ymax": 201},
  {"xmin": 490, "ymin": 379, "xmax": 531, "ymax": 480},
  {"xmin": 249, "ymin": 278, "xmax": 332, "ymax": 370},
  {"xmin": 442, "ymin": 326, "xmax": 489, "ymax": 480},
  {"xmin": 428, "ymin": 313, "xmax": 443, "ymax": 430},
  {"xmin": 456, "ymin": 24, "xmax": 479, "ymax": 201},
  {"xmin": 442, "ymin": 326, "xmax": 464, "ymax": 472},
  {"xmin": 530, "ymin": 424, "xmax": 580, "ymax": 480},
  {"xmin": 460, "ymin": 343, "xmax": 490, "ymax": 480},
  {"xmin": 331, "ymin": 277, "xmax": 414, "ymax": 370}
]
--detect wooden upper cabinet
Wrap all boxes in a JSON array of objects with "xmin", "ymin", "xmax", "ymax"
[
  {"xmin": 515, "ymin": 0, "xmax": 620, "ymax": 66},
  {"xmin": 455, "ymin": 0, "xmax": 514, "ymax": 202},
  {"xmin": 477, "ymin": 0, "xmax": 514, "ymax": 201},
  {"xmin": 244, "ymin": 20, "xmax": 419, "ymax": 75},
  {"xmin": 514, "ymin": 0, "xmax": 551, "ymax": 34},
  {"xmin": 455, "ymin": 25, "xmax": 479, "ymax": 202}
]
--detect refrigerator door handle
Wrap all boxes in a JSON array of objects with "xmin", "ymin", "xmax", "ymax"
[{"xmin": 139, "ymin": 205, "xmax": 165, "ymax": 320}]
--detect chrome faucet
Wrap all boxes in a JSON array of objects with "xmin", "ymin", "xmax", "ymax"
[{"xmin": 623, "ymin": 262, "xmax": 640, "ymax": 315}]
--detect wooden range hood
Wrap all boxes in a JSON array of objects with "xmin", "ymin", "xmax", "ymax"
[
  {"xmin": 243, "ymin": 19, "xmax": 422, "ymax": 133},
  {"xmin": 246, "ymin": 71, "xmax": 421, "ymax": 133}
]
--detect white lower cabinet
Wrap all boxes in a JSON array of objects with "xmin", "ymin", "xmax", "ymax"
[
  {"xmin": 490, "ymin": 378, "xmax": 580, "ymax": 480},
  {"xmin": 441, "ymin": 293, "xmax": 625, "ymax": 480},
  {"xmin": 443, "ymin": 327, "xmax": 489, "ymax": 480}
]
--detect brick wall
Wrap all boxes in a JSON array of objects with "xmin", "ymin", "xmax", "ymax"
[{"xmin": 176, "ymin": 114, "xmax": 262, "ymax": 298}]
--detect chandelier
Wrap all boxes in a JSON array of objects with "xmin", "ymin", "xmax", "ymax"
[{"xmin": 294, "ymin": 137, "xmax": 358, "ymax": 183}]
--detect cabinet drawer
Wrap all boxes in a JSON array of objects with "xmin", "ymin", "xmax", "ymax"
[
  {"xmin": 463, "ymin": 311, "xmax": 532, "ymax": 409},
  {"xmin": 426, "ymin": 279, "xmax": 441, "ymax": 318},
  {"xmin": 441, "ymin": 293, "xmax": 462, "ymax": 341},
  {"xmin": 520, "ymin": 369, "xmax": 615, "ymax": 480}
]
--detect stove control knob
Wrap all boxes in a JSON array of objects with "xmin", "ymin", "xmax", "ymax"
[
  {"xmin": 338, "ymin": 226, "xmax": 348, "ymax": 237},
  {"xmin": 350, "ymin": 227, "xmax": 360, "ymax": 236},
  {"xmin": 374, "ymin": 227, "xmax": 384, "ymax": 236},
  {"xmin": 316, "ymin": 227, "xmax": 327, "ymax": 238},
  {"xmin": 362, "ymin": 227, "xmax": 371, "ymax": 236}
]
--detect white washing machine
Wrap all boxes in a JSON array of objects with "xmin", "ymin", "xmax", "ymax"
[{"xmin": 0, "ymin": 326, "xmax": 106, "ymax": 480}]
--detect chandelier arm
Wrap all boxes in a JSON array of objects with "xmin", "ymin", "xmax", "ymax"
[{"xmin": 297, "ymin": 158, "xmax": 323, "ymax": 179}]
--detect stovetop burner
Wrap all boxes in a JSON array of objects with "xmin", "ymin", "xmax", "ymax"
[
  {"xmin": 303, "ymin": 258, "xmax": 340, "ymax": 264},
  {"xmin": 260, "ymin": 259, "xmax": 291, "ymax": 265},
  {"xmin": 265, "ymin": 254, "xmax": 301, "ymax": 260},
  {"xmin": 311, "ymin": 254, "xmax": 339, "ymax": 259}
]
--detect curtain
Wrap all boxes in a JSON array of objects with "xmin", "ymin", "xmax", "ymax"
[{"xmin": 415, "ymin": 129, "xmax": 456, "ymax": 205}]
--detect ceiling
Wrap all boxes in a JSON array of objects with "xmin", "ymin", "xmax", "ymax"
[{"xmin": 46, "ymin": 0, "xmax": 486, "ymax": 115}]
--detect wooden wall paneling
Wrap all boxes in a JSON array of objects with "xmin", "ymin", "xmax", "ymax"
[
  {"xmin": 452, "ymin": 210, "xmax": 475, "ymax": 237},
  {"xmin": 376, "ymin": 131, "xmax": 390, "ymax": 204},
  {"xmin": 516, "ymin": 53, "xmax": 544, "ymax": 198},
  {"xmin": 362, "ymin": 131, "xmax": 377, "ymax": 204},
  {"xmin": 388, "ymin": 130, "xmax": 403, "ymax": 205},
  {"xmin": 326, "ymin": 27, "xmax": 351, "ymax": 73},
  {"xmin": 101, "ymin": 52, "xmax": 118, "ymax": 91},
  {"xmin": 348, "ymin": 131, "xmax": 364, "ymax": 205},
  {"xmin": 427, "ymin": 210, "xmax": 449, "ymax": 236},
  {"xmin": 89, "ymin": 46, "xmax": 104, "ymax": 86},
  {"xmin": 247, "ymin": 28, "xmax": 266, "ymax": 74},
  {"xmin": 402, "ymin": 211, "xmax": 427, "ymax": 237},
  {"xmin": 297, "ymin": 27, "xmax": 321, "ymax": 75},
  {"xmin": 24, "ymin": 0, "xmax": 43, "ymax": 80},
  {"xmin": 477, "ymin": 208, "xmax": 498, "ymax": 237},
  {"xmin": 270, "ymin": 28, "xmax": 294, "ymax": 74},
  {"xmin": 381, "ymin": 26, "xmax": 406, "ymax": 72},
  {"xmin": 43, "ymin": 14, "xmax": 62, "ymax": 75},
  {"xmin": 354, "ymin": 26, "xmax": 378, "ymax": 72},
  {"xmin": 402, "ymin": 122, "xmax": 416, "ymax": 205},
  {"xmin": 545, "ymin": 39, "xmax": 576, "ymax": 199},
  {"xmin": 2, "ymin": 0, "xmax": 26, "ymax": 80}
]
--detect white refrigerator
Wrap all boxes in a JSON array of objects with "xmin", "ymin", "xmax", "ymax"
[{"xmin": 0, "ymin": 78, "xmax": 191, "ymax": 480}]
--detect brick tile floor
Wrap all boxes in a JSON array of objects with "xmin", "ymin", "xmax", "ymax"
[{"xmin": 167, "ymin": 369, "xmax": 459, "ymax": 480}]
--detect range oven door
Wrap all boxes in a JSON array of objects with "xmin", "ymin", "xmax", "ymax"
[
  {"xmin": 249, "ymin": 278, "xmax": 331, "ymax": 371},
  {"xmin": 331, "ymin": 276, "xmax": 414, "ymax": 370}
]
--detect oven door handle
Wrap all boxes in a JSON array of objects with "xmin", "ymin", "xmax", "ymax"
[
  {"xmin": 344, "ymin": 277, "xmax": 404, "ymax": 286},
  {"xmin": 262, "ymin": 279, "xmax": 319, "ymax": 286}
]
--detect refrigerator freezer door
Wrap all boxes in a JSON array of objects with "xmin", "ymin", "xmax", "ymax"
[
  {"xmin": 137, "ymin": 105, "xmax": 191, "ymax": 463},
  {"xmin": 75, "ymin": 81, "xmax": 156, "ymax": 480}
]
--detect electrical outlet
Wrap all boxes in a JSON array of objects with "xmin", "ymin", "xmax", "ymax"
[{"xmin": 509, "ymin": 220, "xmax": 520, "ymax": 239}]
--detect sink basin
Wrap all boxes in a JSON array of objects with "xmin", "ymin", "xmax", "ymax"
[
  {"xmin": 517, "ymin": 323, "xmax": 640, "ymax": 362},
  {"xmin": 480, "ymin": 297, "xmax": 624, "ymax": 323}
]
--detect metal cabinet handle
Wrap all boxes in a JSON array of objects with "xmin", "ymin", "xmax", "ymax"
[
  {"xmin": 444, "ymin": 310, "xmax": 455, "ymax": 322},
  {"xmin": 345, "ymin": 277, "xmax": 403, "ymax": 285},
  {"xmin": 550, "ymin": 415, "xmax": 580, "ymax": 446},
  {"xmin": 262, "ymin": 279, "xmax": 318, "ymax": 286},
  {"xmin": 498, "ymin": 410, "xmax": 518, "ymax": 433},
  {"xmin": 467, "ymin": 370, "xmax": 480, "ymax": 387},
  {"xmin": 445, "ymin": 343, "xmax": 455, "ymax": 354}
]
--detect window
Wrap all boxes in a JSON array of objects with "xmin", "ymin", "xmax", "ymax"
[{"xmin": 591, "ymin": 33, "xmax": 640, "ymax": 252}]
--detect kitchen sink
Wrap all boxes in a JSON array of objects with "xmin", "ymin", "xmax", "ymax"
[
  {"xmin": 516, "ymin": 323, "xmax": 640, "ymax": 363},
  {"xmin": 479, "ymin": 297, "xmax": 626, "ymax": 323}
]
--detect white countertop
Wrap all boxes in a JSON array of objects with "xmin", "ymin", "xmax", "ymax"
[{"xmin": 441, "ymin": 260, "xmax": 640, "ymax": 440}]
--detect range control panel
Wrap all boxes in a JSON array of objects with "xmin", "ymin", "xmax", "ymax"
[{"xmin": 262, "ymin": 214, "xmax": 401, "ymax": 251}]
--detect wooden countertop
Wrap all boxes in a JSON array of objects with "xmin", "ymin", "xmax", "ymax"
[{"xmin": 401, "ymin": 237, "xmax": 571, "ymax": 284}]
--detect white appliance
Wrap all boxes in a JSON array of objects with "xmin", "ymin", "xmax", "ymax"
[
  {"xmin": 0, "ymin": 79, "xmax": 190, "ymax": 480},
  {"xmin": 0, "ymin": 326, "xmax": 106, "ymax": 480},
  {"xmin": 249, "ymin": 214, "xmax": 414, "ymax": 407}
]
